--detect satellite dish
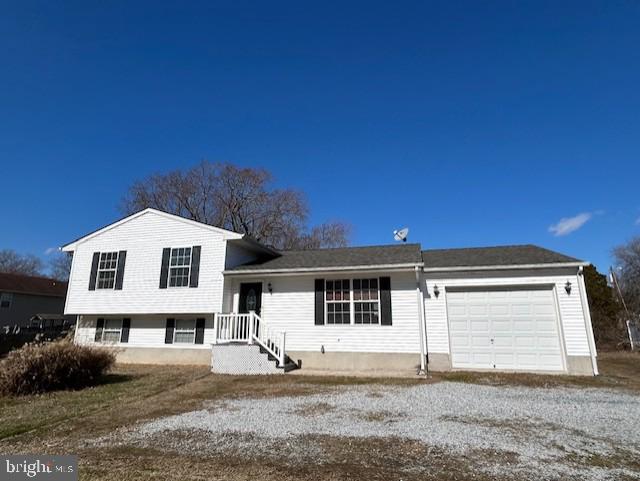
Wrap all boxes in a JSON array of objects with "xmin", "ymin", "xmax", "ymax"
[{"xmin": 393, "ymin": 227, "xmax": 409, "ymax": 242}]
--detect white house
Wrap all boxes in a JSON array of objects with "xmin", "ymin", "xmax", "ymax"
[{"xmin": 63, "ymin": 208, "xmax": 598, "ymax": 376}]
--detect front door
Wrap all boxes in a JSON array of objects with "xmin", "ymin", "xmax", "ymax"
[{"xmin": 239, "ymin": 282, "xmax": 262, "ymax": 315}]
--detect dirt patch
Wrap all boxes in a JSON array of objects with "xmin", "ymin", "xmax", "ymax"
[
  {"xmin": 358, "ymin": 409, "xmax": 408, "ymax": 423},
  {"xmin": 292, "ymin": 401, "xmax": 335, "ymax": 417}
]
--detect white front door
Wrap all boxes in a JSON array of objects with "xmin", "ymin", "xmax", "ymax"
[{"xmin": 447, "ymin": 287, "xmax": 564, "ymax": 372}]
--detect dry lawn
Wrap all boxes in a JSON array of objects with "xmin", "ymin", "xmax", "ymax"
[{"xmin": 0, "ymin": 351, "xmax": 638, "ymax": 480}]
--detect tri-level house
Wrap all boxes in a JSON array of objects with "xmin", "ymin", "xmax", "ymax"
[{"xmin": 63, "ymin": 208, "xmax": 598, "ymax": 376}]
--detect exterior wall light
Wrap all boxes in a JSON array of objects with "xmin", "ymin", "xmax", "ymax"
[
  {"xmin": 565, "ymin": 281, "xmax": 572, "ymax": 294},
  {"xmin": 268, "ymin": 282, "xmax": 273, "ymax": 294},
  {"xmin": 433, "ymin": 284, "xmax": 440, "ymax": 298}
]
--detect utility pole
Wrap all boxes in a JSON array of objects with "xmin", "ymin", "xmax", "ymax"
[{"xmin": 610, "ymin": 267, "xmax": 636, "ymax": 350}]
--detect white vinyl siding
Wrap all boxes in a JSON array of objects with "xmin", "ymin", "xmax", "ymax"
[
  {"xmin": 65, "ymin": 211, "xmax": 228, "ymax": 315},
  {"xmin": 424, "ymin": 268, "xmax": 592, "ymax": 358},
  {"xmin": 76, "ymin": 315, "xmax": 215, "ymax": 348},
  {"xmin": 227, "ymin": 271, "xmax": 421, "ymax": 354}
]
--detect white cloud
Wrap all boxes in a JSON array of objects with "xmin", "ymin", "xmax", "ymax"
[
  {"xmin": 44, "ymin": 247, "xmax": 58, "ymax": 255},
  {"xmin": 548, "ymin": 212, "xmax": 592, "ymax": 237}
]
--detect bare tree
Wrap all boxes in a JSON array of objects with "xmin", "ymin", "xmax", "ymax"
[
  {"xmin": 613, "ymin": 236, "xmax": 640, "ymax": 317},
  {"xmin": 49, "ymin": 252, "xmax": 73, "ymax": 281},
  {"xmin": 0, "ymin": 249, "xmax": 44, "ymax": 276},
  {"xmin": 121, "ymin": 161, "xmax": 351, "ymax": 250}
]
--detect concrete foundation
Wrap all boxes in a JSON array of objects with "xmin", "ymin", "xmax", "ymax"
[
  {"xmin": 426, "ymin": 353, "xmax": 452, "ymax": 372},
  {"xmin": 566, "ymin": 355, "xmax": 597, "ymax": 376},
  {"xmin": 113, "ymin": 346, "xmax": 211, "ymax": 366},
  {"xmin": 287, "ymin": 350, "xmax": 421, "ymax": 375}
]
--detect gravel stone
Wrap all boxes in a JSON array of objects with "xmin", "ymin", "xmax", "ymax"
[{"xmin": 117, "ymin": 382, "xmax": 640, "ymax": 480}]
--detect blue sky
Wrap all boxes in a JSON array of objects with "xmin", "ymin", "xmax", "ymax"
[{"xmin": 1, "ymin": 1, "xmax": 639, "ymax": 272}]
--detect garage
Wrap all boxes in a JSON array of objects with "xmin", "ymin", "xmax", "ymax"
[{"xmin": 446, "ymin": 286, "xmax": 565, "ymax": 372}]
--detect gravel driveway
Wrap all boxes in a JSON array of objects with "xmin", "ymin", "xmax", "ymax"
[{"xmin": 114, "ymin": 381, "xmax": 640, "ymax": 480}]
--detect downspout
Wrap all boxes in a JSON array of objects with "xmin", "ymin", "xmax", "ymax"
[
  {"xmin": 415, "ymin": 266, "xmax": 428, "ymax": 375},
  {"xmin": 577, "ymin": 265, "xmax": 599, "ymax": 375}
]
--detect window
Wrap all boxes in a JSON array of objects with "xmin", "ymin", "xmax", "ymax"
[
  {"xmin": 169, "ymin": 247, "xmax": 192, "ymax": 287},
  {"xmin": 0, "ymin": 292, "xmax": 12, "ymax": 308},
  {"xmin": 102, "ymin": 319, "xmax": 122, "ymax": 343},
  {"xmin": 174, "ymin": 319, "xmax": 196, "ymax": 344},
  {"xmin": 97, "ymin": 252, "xmax": 119, "ymax": 289},
  {"xmin": 353, "ymin": 278, "xmax": 380, "ymax": 324},
  {"xmin": 325, "ymin": 279, "xmax": 350, "ymax": 324}
]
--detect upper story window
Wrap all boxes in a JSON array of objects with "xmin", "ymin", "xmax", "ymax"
[
  {"xmin": 0, "ymin": 292, "xmax": 12, "ymax": 308},
  {"xmin": 97, "ymin": 252, "xmax": 119, "ymax": 289},
  {"xmin": 169, "ymin": 247, "xmax": 192, "ymax": 287},
  {"xmin": 353, "ymin": 278, "xmax": 379, "ymax": 324},
  {"xmin": 325, "ymin": 279, "xmax": 350, "ymax": 324}
]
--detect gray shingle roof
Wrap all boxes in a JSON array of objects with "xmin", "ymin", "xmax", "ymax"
[
  {"xmin": 421, "ymin": 244, "xmax": 582, "ymax": 269},
  {"xmin": 228, "ymin": 243, "xmax": 423, "ymax": 271}
]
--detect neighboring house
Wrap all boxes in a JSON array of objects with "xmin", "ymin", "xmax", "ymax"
[
  {"xmin": 0, "ymin": 273, "xmax": 68, "ymax": 327},
  {"xmin": 63, "ymin": 208, "xmax": 598, "ymax": 376}
]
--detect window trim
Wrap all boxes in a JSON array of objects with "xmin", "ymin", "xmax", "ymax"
[
  {"xmin": 322, "ymin": 278, "xmax": 383, "ymax": 326},
  {"xmin": 353, "ymin": 278, "xmax": 381, "ymax": 325},
  {"xmin": 96, "ymin": 251, "xmax": 120, "ymax": 290},
  {"xmin": 324, "ymin": 279, "xmax": 351, "ymax": 325},
  {"xmin": 173, "ymin": 318, "xmax": 196, "ymax": 344},
  {"xmin": 168, "ymin": 246, "xmax": 192, "ymax": 288},
  {"xmin": 101, "ymin": 318, "xmax": 123, "ymax": 343}
]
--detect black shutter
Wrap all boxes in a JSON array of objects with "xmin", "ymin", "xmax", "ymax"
[
  {"xmin": 195, "ymin": 318, "xmax": 205, "ymax": 344},
  {"xmin": 380, "ymin": 277, "xmax": 392, "ymax": 326},
  {"xmin": 165, "ymin": 318, "xmax": 175, "ymax": 344},
  {"xmin": 159, "ymin": 248, "xmax": 171, "ymax": 289},
  {"xmin": 120, "ymin": 318, "xmax": 131, "ymax": 343},
  {"xmin": 89, "ymin": 252, "xmax": 100, "ymax": 290},
  {"xmin": 189, "ymin": 246, "xmax": 201, "ymax": 288},
  {"xmin": 95, "ymin": 318, "xmax": 104, "ymax": 342},
  {"xmin": 314, "ymin": 279, "xmax": 325, "ymax": 325},
  {"xmin": 114, "ymin": 250, "xmax": 127, "ymax": 290}
]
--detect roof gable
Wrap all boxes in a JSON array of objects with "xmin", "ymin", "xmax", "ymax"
[{"xmin": 62, "ymin": 208, "xmax": 243, "ymax": 251}]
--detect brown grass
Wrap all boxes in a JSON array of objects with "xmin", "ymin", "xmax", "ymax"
[
  {"xmin": 436, "ymin": 351, "xmax": 640, "ymax": 391},
  {"xmin": 0, "ymin": 351, "xmax": 638, "ymax": 480}
]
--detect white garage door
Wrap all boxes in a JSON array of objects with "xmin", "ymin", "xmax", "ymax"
[{"xmin": 447, "ymin": 287, "xmax": 564, "ymax": 372}]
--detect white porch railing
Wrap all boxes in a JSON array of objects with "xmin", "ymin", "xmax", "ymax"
[{"xmin": 213, "ymin": 311, "xmax": 286, "ymax": 367}]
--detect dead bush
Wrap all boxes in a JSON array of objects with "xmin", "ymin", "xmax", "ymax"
[{"xmin": 0, "ymin": 341, "xmax": 115, "ymax": 396}]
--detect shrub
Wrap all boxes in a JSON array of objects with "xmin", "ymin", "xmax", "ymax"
[{"xmin": 0, "ymin": 340, "xmax": 115, "ymax": 396}]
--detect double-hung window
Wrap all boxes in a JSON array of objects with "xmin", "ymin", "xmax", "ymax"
[
  {"xmin": 102, "ymin": 319, "xmax": 122, "ymax": 343},
  {"xmin": 325, "ymin": 280, "xmax": 350, "ymax": 324},
  {"xmin": 97, "ymin": 252, "xmax": 119, "ymax": 289},
  {"xmin": 169, "ymin": 247, "xmax": 192, "ymax": 287},
  {"xmin": 353, "ymin": 278, "xmax": 380, "ymax": 324},
  {"xmin": 174, "ymin": 319, "xmax": 196, "ymax": 344}
]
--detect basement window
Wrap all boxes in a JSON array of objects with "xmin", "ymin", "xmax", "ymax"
[
  {"xmin": 102, "ymin": 319, "xmax": 122, "ymax": 343},
  {"xmin": 174, "ymin": 319, "xmax": 196, "ymax": 344}
]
